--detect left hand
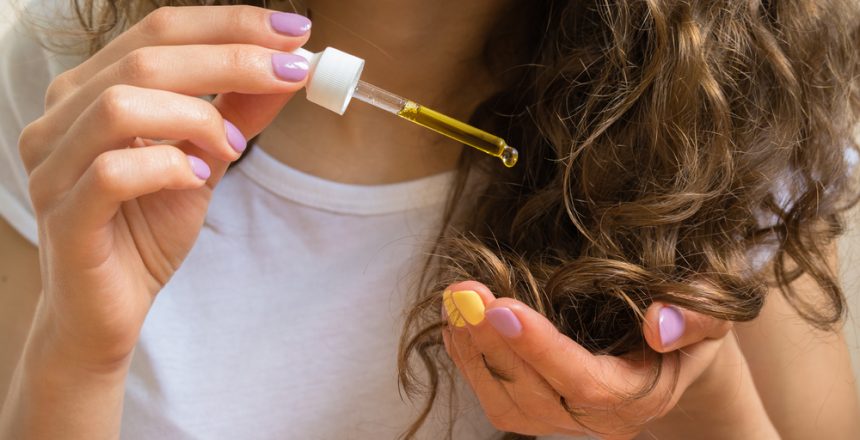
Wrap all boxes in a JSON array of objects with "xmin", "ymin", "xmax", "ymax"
[{"xmin": 441, "ymin": 280, "xmax": 732, "ymax": 439}]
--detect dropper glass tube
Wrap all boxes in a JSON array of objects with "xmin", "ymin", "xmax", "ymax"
[{"xmin": 351, "ymin": 81, "xmax": 519, "ymax": 168}]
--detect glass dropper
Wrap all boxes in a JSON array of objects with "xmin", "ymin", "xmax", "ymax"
[
  {"xmin": 291, "ymin": 47, "xmax": 518, "ymax": 168},
  {"xmin": 351, "ymin": 81, "xmax": 519, "ymax": 168}
]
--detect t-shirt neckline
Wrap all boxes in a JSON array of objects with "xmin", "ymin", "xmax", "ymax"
[{"xmin": 236, "ymin": 146, "xmax": 456, "ymax": 216}]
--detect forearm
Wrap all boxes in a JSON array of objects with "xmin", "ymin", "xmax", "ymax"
[
  {"xmin": 738, "ymin": 245, "xmax": 860, "ymax": 438},
  {"xmin": 0, "ymin": 301, "xmax": 129, "ymax": 440},
  {"xmin": 641, "ymin": 337, "xmax": 779, "ymax": 439}
]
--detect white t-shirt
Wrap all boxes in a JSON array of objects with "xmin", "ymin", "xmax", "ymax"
[{"xmin": 0, "ymin": 5, "xmax": 591, "ymax": 440}]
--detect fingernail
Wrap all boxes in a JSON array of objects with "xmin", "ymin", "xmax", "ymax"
[
  {"xmin": 187, "ymin": 155, "xmax": 210, "ymax": 180},
  {"xmin": 443, "ymin": 290, "xmax": 466, "ymax": 327},
  {"xmin": 486, "ymin": 307, "xmax": 522, "ymax": 338},
  {"xmin": 659, "ymin": 306, "xmax": 685, "ymax": 347},
  {"xmin": 451, "ymin": 290, "xmax": 485, "ymax": 326},
  {"xmin": 224, "ymin": 120, "xmax": 246, "ymax": 153},
  {"xmin": 270, "ymin": 13, "xmax": 311, "ymax": 37},
  {"xmin": 272, "ymin": 53, "xmax": 309, "ymax": 82}
]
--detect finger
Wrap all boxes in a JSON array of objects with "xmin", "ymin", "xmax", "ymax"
[
  {"xmin": 622, "ymin": 337, "xmax": 726, "ymax": 424},
  {"xmin": 444, "ymin": 283, "xmax": 722, "ymax": 438},
  {"xmin": 441, "ymin": 326, "xmax": 526, "ymax": 433},
  {"xmin": 46, "ymin": 44, "xmax": 309, "ymax": 133},
  {"xmin": 577, "ymin": 332, "xmax": 727, "ymax": 430},
  {"xmin": 205, "ymin": 92, "xmax": 297, "ymax": 186},
  {"xmin": 445, "ymin": 282, "xmax": 585, "ymax": 433},
  {"xmin": 478, "ymin": 294, "xmax": 618, "ymax": 399},
  {"xmin": 444, "ymin": 282, "xmax": 512, "ymax": 376},
  {"xmin": 641, "ymin": 302, "xmax": 733, "ymax": 353},
  {"xmin": 55, "ymin": 145, "xmax": 209, "ymax": 235},
  {"xmin": 479, "ymin": 292, "xmax": 690, "ymax": 430},
  {"xmin": 673, "ymin": 337, "xmax": 727, "ymax": 396},
  {"xmin": 53, "ymin": 6, "xmax": 311, "ymax": 103},
  {"xmin": 36, "ymin": 86, "xmax": 245, "ymax": 195},
  {"xmin": 442, "ymin": 320, "xmax": 565, "ymax": 436}
]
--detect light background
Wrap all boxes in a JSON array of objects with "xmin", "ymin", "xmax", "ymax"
[{"xmin": 0, "ymin": 0, "xmax": 858, "ymax": 403}]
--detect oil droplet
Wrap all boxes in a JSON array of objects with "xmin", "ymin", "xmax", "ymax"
[{"xmin": 500, "ymin": 145, "xmax": 519, "ymax": 168}]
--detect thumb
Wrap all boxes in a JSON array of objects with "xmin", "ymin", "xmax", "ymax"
[{"xmin": 642, "ymin": 302, "xmax": 733, "ymax": 353}]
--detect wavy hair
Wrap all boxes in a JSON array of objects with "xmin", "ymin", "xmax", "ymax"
[
  {"xmin": 399, "ymin": 0, "xmax": 859, "ymax": 437},
  {"xmin": 47, "ymin": 0, "xmax": 860, "ymax": 438}
]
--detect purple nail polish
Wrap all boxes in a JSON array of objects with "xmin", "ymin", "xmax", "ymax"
[
  {"xmin": 659, "ymin": 306, "xmax": 685, "ymax": 348},
  {"xmin": 187, "ymin": 155, "xmax": 211, "ymax": 180},
  {"xmin": 486, "ymin": 308, "xmax": 522, "ymax": 338},
  {"xmin": 270, "ymin": 13, "xmax": 311, "ymax": 37},
  {"xmin": 224, "ymin": 120, "xmax": 246, "ymax": 153},
  {"xmin": 272, "ymin": 53, "xmax": 309, "ymax": 82}
]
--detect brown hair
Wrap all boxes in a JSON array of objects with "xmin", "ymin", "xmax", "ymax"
[
  {"xmin": 48, "ymin": 0, "xmax": 860, "ymax": 438},
  {"xmin": 399, "ymin": 0, "xmax": 860, "ymax": 437}
]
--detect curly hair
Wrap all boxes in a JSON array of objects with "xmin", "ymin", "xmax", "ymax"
[
  {"xmin": 398, "ymin": 0, "xmax": 859, "ymax": 437},
  {"xmin": 43, "ymin": 0, "xmax": 860, "ymax": 438}
]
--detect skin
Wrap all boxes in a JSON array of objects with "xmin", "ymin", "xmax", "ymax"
[
  {"xmin": 440, "ymin": 281, "xmax": 771, "ymax": 439},
  {"xmin": 734, "ymin": 247, "xmax": 860, "ymax": 438},
  {"xmin": 0, "ymin": 2, "xmax": 857, "ymax": 438},
  {"xmin": 258, "ymin": 0, "xmax": 506, "ymax": 184}
]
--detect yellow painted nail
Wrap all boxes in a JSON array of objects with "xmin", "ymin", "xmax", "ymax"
[
  {"xmin": 452, "ymin": 290, "xmax": 485, "ymax": 326},
  {"xmin": 443, "ymin": 290, "xmax": 466, "ymax": 327}
]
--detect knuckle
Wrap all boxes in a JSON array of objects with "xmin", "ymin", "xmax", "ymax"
[
  {"xmin": 90, "ymin": 152, "xmax": 126, "ymax": 192},
  {"xmin": 160, "ymin": 146, "xmax": 186, "ymax": 171},
  {"xmin": 224, "ymin": 45, "xmax": 256, "ymax": 74},
  {"xmin": 45, "ymin": 70, "xmax": 76, "ymax": 108},
  {"xmin": 118, "ymin": 47, "xmax": 160, "ymax": 82},
  {"xmin": 225, "ymin": 5, "xmax": 261, "ymax": 32},
  {"xmin": 94, "ymin": 85, "xmax": 137, "ymax": 125},
  {"xmin": 139, "ymin": 6, "xmax": 180, "ymax": 36},
  {"xmin": 17, "ymin": 120, "xmax": 45, "ymax": 169},
  {"xmin": 192, "ymin": 101, "xmax": 223, "ymax": 132}
]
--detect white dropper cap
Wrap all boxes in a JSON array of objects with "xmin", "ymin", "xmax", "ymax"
[{"xmin": 292, "ymin": 47, "xmax": 365, "ymax": 115}]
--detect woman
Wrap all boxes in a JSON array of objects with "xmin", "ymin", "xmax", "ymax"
[{"xmin": 0, "ymin": 0, "xmax": 858, "ymax": 438}]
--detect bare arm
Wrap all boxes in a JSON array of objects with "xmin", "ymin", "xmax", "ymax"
[
  {"xmin": 0, "ymin": 218, "xmax": 40, "ymax": 402},
  {"xmin": 737, "ymin": 244, "xmax": 860, "ymax": 438},
  {"xmin": 1, "ymin": 220, "xmax": 128, "ymax": 439},
  {"xmin": 1, "ymin": 6, "xmax": 312, "ymax": 438},
  {"xmin": 1, "ymin": 218, "xmax": 132, "ymax": 440}
]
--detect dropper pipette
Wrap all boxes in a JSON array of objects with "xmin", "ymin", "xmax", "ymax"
[
  {"xmin": 292, "ymin": 47, "xmax": 518, "ymax": 168},
  {"xmin": 351, "ymin": 81, "xmax": 518, "ymax": 168}
]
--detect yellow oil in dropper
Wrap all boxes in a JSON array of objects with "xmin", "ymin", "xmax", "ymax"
[{"xmin": 352, "ymin": 81, "xmax": 519, "ymax": 167}]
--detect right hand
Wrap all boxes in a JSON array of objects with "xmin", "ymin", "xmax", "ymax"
[
  {"xmin": 18, "ymin": 6, "xmax": 310, "ymax": 370},
  {"xmin": 441, "ymin": 281, "xmax": 775, "ymax": 439}
]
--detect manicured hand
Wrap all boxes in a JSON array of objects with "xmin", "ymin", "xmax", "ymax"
[
  {"xmin": 441, "ymin": 280, "xmax": 732, "ymax": 439},
  {"xmin": 19, "ymin": 5, "xmax": 311, "ymax": 369}
]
